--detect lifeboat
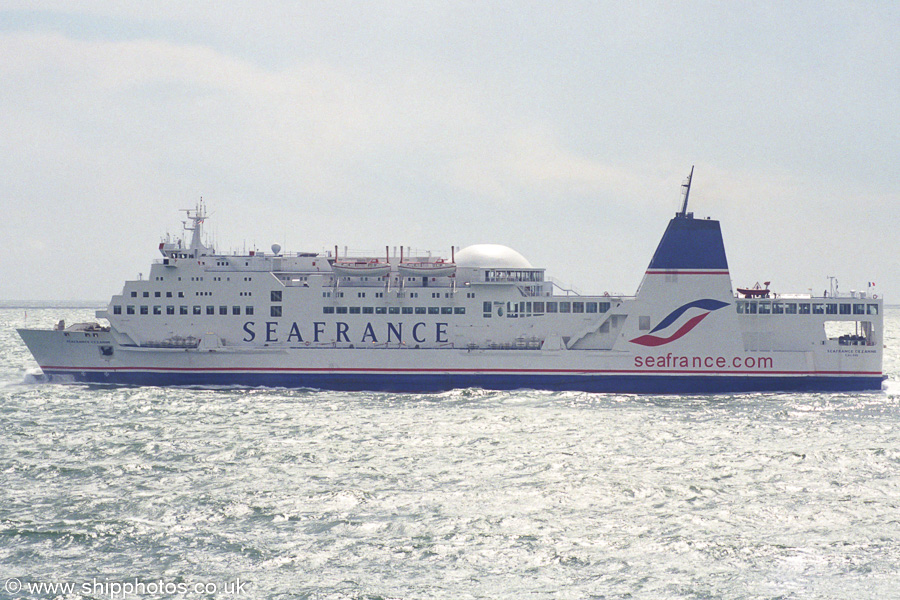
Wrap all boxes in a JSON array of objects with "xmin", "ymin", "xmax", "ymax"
[
  {"xmin": 737, "ymin": 281, "xmax": 771, "ymax": 298},
  {"xmin": 331, "ymin": 259, "xmax": 391, "ymax": 278},
  {"xmin": 397, "ymin": 259, "xmax": 457, "ymax": 278}
]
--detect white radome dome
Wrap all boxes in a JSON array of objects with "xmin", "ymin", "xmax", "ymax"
[{"xmin": 455, "ymin": 244, "xmax": 532, "ymax": 269}]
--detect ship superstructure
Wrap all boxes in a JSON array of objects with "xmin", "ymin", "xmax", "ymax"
[{"xmin": 18, "ymin": 176, "xmax": 885, "ymax": 393}]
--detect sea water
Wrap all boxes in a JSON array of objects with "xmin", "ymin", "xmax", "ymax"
[{"xmin": 1, "ymin": 305, "xmax": 899, "ymax": 599}]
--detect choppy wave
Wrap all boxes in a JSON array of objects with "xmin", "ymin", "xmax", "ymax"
[{"xmin": 2, "ymin": 308, "xmax": 900, "ymax": 599}]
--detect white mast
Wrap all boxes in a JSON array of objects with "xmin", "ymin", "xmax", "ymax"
[
  {"xmin": 182, "ymin": 198, "xmax": 210, "ymax": 255},
  {"xmin": 677, "ymin": 165, "xmax": 694, "ymax": 218}
]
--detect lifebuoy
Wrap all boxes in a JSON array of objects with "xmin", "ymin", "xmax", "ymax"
[{"xmin": 873, "ymin": 294, "xmax": 878, "ymax": 299}]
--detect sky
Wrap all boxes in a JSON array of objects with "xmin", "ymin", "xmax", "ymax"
[{"xmin": 1, "ymin": 1, "xmax": 898, "ymax": 303}]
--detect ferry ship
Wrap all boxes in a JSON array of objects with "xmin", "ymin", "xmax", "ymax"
[{"xmin": 18, "ymin": 171, "xmax": 885, "ymax": 393}]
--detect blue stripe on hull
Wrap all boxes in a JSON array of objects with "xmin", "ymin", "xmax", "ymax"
[{"xmin": 43, "ymin": 370, "xmax": 885, "ymax": 394}]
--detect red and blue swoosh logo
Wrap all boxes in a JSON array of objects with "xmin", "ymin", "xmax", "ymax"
[{"xmin": 630, "ymin": 299, "xmax": 730, "ymax": 347}]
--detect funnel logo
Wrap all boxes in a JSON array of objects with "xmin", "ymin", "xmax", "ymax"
[{"xmin": 630, "ymin": 299, "xmax": 730, "ymax": 347}]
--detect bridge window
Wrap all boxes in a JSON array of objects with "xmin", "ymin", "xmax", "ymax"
[
  {"xmin": 868, "ymin": 304, "xmax": 879, "ymax": 315},
  {"xmin": 785, "ymin": 303, "xmax": 797, "ymax": 314},
  {"xmin": 798, "ymin": 303, "xmax": 810, "ymax": 314}
]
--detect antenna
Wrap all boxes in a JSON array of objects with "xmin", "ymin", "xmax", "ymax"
[
  {"xmin": 181, "ymin": 197, "xmax": 209, "ymax": 253},
  {"xmin": 677, "ymin": 165, "xmax": 694, "ymax": 218}
]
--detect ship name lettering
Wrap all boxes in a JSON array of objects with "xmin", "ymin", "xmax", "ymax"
[
  {"xmin": 362, "ymin": 323, "xmax": 378, "ymax": 343},
  {"xmin": 241, "ymin": 321, "xmax": 451, "ymax": 345},
  {"xmin": 286, "ymin": 322, "xmax": 303, "ymax": 342}
]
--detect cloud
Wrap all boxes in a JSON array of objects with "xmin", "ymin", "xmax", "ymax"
[
  {"xmin": 0, "ymin": 5, "xmax": 897, "ymax": 301},
  {"xmin": 1, "ymin": 30, "xmax": 648, "ymax": 207},
  {"xmin": 0, "ymin": 30, "xmax": 650, "ymax": 298}
]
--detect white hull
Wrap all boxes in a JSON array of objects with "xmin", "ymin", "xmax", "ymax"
[{"xmin": 18, "ymin": 325, "xmax": 883, "ymax": 392}]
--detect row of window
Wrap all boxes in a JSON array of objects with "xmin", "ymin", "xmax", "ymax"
[
  {"xmin": 147, "ymin": 273, "xmax": 254, "ymax": 281},
  {"xmin": 113, "ymin": 304, "xmax": 470, "ymax": 317},
  {"xmin": 483, "ymin": 300, "xmax": 612, "ymax": 315},
  {"xmin": 114, "ymin": 305, "xmax": 256, "ymax": 316},
  {"xmin": 323, "ymin": 306, "xmax": 466, "ymax": 315},
  {"xmin": 737, "ymin": 301, "xmax": 879, "ymax": 316},
  {"xmin": 484, "ymin": 270, "xmax": 544, "ymax": 283},
  {"xmin": 130, "ymin": 290, "xmax": 249, "ymax": 298},
  {"xmin": 133, "ymin": 288, "xmax": 469, "ymax": 304},
  {"xmin": 133, "ymin": 290, "xmax": 184, "ymax": 298}
]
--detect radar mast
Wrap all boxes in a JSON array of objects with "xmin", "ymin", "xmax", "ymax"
[
  {"xmin": 677, "ymin": 165, "xmax": 694, "ymax": 218},
  {"xmin": 182, "ymin": 198, "xmax": 210, "ymax": 254}
]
